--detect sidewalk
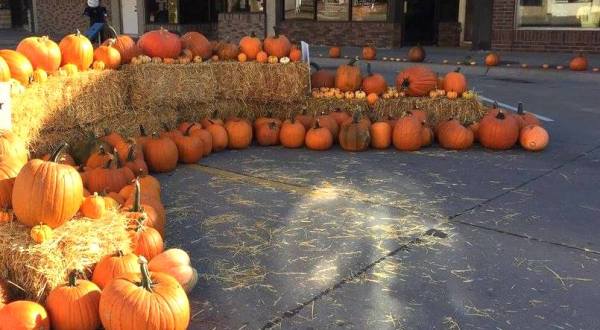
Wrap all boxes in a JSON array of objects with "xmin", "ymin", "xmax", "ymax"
[{"xmin": 310, "ymin": 45, "xmax": 600, "ymax": 70}]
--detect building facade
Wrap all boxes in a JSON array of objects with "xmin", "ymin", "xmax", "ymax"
[{"xmin": 4, "ymin": 0, "xmax": 599, "ymax": 53}]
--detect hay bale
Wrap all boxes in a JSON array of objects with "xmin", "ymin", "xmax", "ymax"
[
  {"xmin": 127, "ymin": 63, "xmax": 217, "ymax": 115},
  {"xmin": 212, "ymin": 62, "xmax": 310, "ymax": 103},
  {"xmin": 0, "ymin": 211, "xmax": 131, "ymax": 302}
]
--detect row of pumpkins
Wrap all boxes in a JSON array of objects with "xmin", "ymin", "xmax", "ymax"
[
  {"xmin": 0, "ymin": 130, "xmax": 199, "ymax": 329},
  {"xmin": 0, "ymin": 27, "xmax": 301, "ymax": 89}
]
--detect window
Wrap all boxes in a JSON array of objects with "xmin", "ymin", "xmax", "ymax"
[
  {"xmin": 284, "ymin": 0, "xmax": 388, "ymax": 21},
  {"xmin": 225, "ymin": 0, "xmax": 264, "ymax": 13},
  {"xmin": 146, "ymin": 0, "xmax": 178, "ymax": 24},
  {"xmin": 517, "ymin": 0, "xmax": 600, "ymax": 28}
]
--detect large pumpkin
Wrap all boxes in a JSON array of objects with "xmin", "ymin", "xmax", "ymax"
[
  {"xmin": 0, "ymin": 301, "xmax": 49, "ymax": 330},
  {"xmin": 138, "ymin": 28, "xmax": 182, "ymax": 59},
  {"xmin": 149, "ymin": 249, "xmax": 199, "ymax": 293},
  {"xmin": 263, "ymin": 28, "xmax": 291, "ymax": 58},
  {"xmin": 305, "ymin": 120, "xmax": 333, "ymax": 151},
  {"xmin": 335, "ymin": 59, "xmax": 362, "ymax": 92},
  {"xmin": 478, "ymin": 110, "xmax": 520, "ymax": 150},
  {"xmin": 443, "ymin": 68, "xmax": 467, "ymax": 95},
  {"xmin": 407, "ymin": 45, "xmax": 426, "ymax": 62},
  {"xmin": 310, "ymin": 62, "xmax": 335, "ymax": 89},
  {"xmin": 569, "ymin": 53, "xmax": 588, "ymax": 71},
  {"xmin": 181, "ymin": 32, "xmax": 212, "ymax": 60},
  {"xmin": 0, "ymin": 49, "xmax": 33, "ymax": 85},
  {"xmin": 103, "ymin": 30, "xmax": 140, "ymax": 64},
  {"xmin": 0, "ymin": 129, "xmax": 28, "ymax": 164},
  {"xmin": 339, "ymin": 112, "xmax": 371, "ymax": 152},
  {"xmin": 437, "ymin": 119, "xmax": 474, "ymax": 150},
  {"xmin": 225, "ymin": 118, "xmax": 253, "ymax": 149},
  {"xmin": 239, "ymin": 32, "xmax": 262, "ymax": 60},
  {"xmin": 256, "ymin": 121, "xmax": 281, "ymax": 146},
  {"xmin": 59, "ymin": 30, "xmax": 94, "ymax": 71},
  {"xmin": 12, "ymin": 143, "xmax": 83, "ymax": 228},
  {"xmin": 362, "ymin": 63, "xmax": 387, "ymax": 96},
  {"xmin": 393, "ymin": 113, "xmax": 423, "ymax": 151},
  {"xmin": 94, "ymin": 39, "xmax": 122, "ymax": 69},
  {"xmin": 280, "ymin": 118, "xmax": 306, "ymax": 148},
  {"xmin": 16, "ymin": 36, "xmax": 61, "ymax": 73},
  {"xmin": 143, "ymin": 133, "xmax": 179, "ymax": 173},
  {"xmin": 46, "ymin": 271, "xmax": 101, "ymax": 330},
  {"xmin": 370, "ymin": 120, "xmax": 392, "ymax": 149},
  {"xmin": 99, "ymin": 256, "xmax": 190, "ymax": 330},
  {"xmin": 396, "ymin": 66, "xmax": 437, "ymax": 97},
  {"xmin": 92, "ymin": 250, "xmax": 139, "ymax": 289}
]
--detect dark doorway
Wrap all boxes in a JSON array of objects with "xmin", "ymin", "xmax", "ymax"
[
  {"xmin": 403, "ymin": 0, "xmax": 436, "ymax": 45},
  {"xmin": 464, "ymin": 0, "xmax": 474, "ymax": 42}
]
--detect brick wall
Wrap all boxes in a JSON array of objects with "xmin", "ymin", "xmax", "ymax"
[
  {"xmin": 491, "ymin": 0, "xmax": 600, "ymax": 53},
  {"xmin": 34, "ymin": 0, "xmax": 113, "ymax": 38},
  {"xmin": 278, "ymin": 21, "xmax": 401, "ymax": 48},
  {"xmin": 438, "ymin": 22, "xmax": 460, "ymax": 47},
  {"xmin": 218, "ymin": 12, "xmax": 265, "ymax": 43}
]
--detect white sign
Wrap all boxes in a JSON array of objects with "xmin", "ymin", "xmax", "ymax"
[
  {"xmin": 0, "ymin": 82, "xmax": 10, "ymax": 130},
  {"xmin": 301, "ymin": 41, "xmax": 310, "ymax": 64}
]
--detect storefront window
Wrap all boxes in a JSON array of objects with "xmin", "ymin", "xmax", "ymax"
[
  {"xmin": 225, "ymin": 0, "xmax": 264, "ymax": 13},
  {"xmin": 284, "ymin": 0, "xmax": 314, "ymax": 19},
  {"xmin": 317, "ymin": 0, "xmax": 349, "ymax": 21},
  {"xmin": 517, "ymin": 0, "xmax": 600, "ymax": 28},
  {"xmin": 146, "ymin": 0, "xmax": 178, "ymax": 24},
  {"xmin": 352, "ymin": 0, "xmax": 388, "ymax": 21}
]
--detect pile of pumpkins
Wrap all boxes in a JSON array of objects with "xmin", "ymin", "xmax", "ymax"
[
  {"xmin": 311, "ymin": 61, "xmax": 471, "ymax": 106},
  {"xmin": 0, "ymin": 27, "xmax": 302, "ymax": 96},
  {"xmin": 0, "ymin": 129, "xmax": 199, "ymax": 330}
]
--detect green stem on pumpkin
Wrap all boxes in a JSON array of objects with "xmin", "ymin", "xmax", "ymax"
[
  {"xmin": 138, "ymin": 256, "xmax": 154, "ymax": 292},
  {"xmin": 496, "ymin": 110, "xmax": 506, "ymax": 120},
  {"xmin": 50, "ymin": 143, "xmax": 69, "ymax": 163},
  {"xmin": 517, "ymin": 102, "xmax": 524, "ymax": 115},
  {"xmin": 185, "ymin": 123, "xmax": 196, "ymax": 136},
  {"xmin": 67, "ymin": 270, "xmax": 79, "ymax": 287},
  {"xmin": 139, "ymin": 125, "xmax": 148, "ymax": 137},
  {"xmin": 104, "ymin": 158, "xmax": 113, "ymax": 169},
  {"xmin": 127, "ymin": 144, "xmax": 136, "ymax": 162},
  {"xmin": 130, "ymin": 178, "xmax": 142, "ymax": 213}
]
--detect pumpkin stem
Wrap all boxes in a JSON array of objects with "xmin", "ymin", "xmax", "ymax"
[
  {"xmin": 113, "ymin": 148, "xmax": 123, "ymax": 168},
  {"xmin": 348, "ymin": 58, "xmax": 358, "ymax": 66},
  {"xmin": 313, "ymin": 119, "xmax": 321, "ymax": 129},
  {"xmin": 454, "ymin": 67, "xmax": 461, "ymax": 73},
  {"xmin": 67, "ymin": 270, "xmax": 79, "ymax": 287},
  {"xmin": 127, "ymin": 144, "xmax": 136, "ymax": 162},
  {"xmin": 517, "ymin": 102, "xmax": 524, "ymax": 115},
  {"xmin": 139, "ymin": 125, "xmax": 147, "ymax": 137},
  {"xmin": 268, "ymin": 121, "xmax": 277, "ymax": 130},
  {"xmin": 138, "ymin": 256, "xmax": 154, "ymax": 292},
  {"xmin": 130, "ymin": 178, "xmax": 142, "ymax": 213},
  {"xmin": 50, "ymin": 143, "xmax": 69, "ymax": 163},
  {"xmin": 401, "ymin": 78, "xmax": 410, "ymax": 90},
  {"xmin": 104, "ymin": 157, "xmax": 113, "ymax": 169},
  {"xmin": 116, "ymin": 250, "xmax": 124, "ymax": 257},
  {"xmin": 250, "ymin": 31, "xmax": 256, "ymax": 38},
  {"xmin": 496, "ymin": 110, "xmax": 506, "ymax": 120},
  {"xmin": 107, "ymin": 24, "xmax": 119, "ymax": 39},
  {"xmin": 185, "ymin": 123, "xmax": 196, "ymax": 136}
]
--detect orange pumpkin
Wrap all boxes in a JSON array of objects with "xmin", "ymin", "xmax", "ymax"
[
  {"xmin": 305, "ymin": 120, "xmax": 333, "ymax": 151},
  {"xmin": 148, "ymin": 249, "xmax": 198, "ymax": 293},
  {"xmin": 84, "ymin": 155, "xmax": 134, "ymax": 194},
  {"xmin": 59, "ymin": 30, "xmax": 94, "ymax": 70},
  {"xmin": 16, "ymin": 36, "xmax": 61, "ymax": 73},
  {"xmin": 94, "ymin": 39, "xmax": 122, "ymax": 69},
  {"xmin": 408, "ymin": 45, "xmax": 426, "ymax": 62},
  {"xmin": 339, "ymin": 112, "xmax": 371, "ymax": 152},
  {"xmin": 46, "ymin": 271, "xmax": 101, "ymax": 330},
  {"xmin": 396, "ymin": 66, "xmax": 437, "ymax": 97},
  {"xmin": 256, "ymin": 51, "xmax": 268, "ymax": 63},
  {"xmin": 0, "ymin": 129, "xmax": 28, "ymax": 164},
  {"xmin": 329, "ymin": 109, "xmax": 351, "ymax": 126},
  {"xmin": 81, "ymin": 192, "xmax": 106, "ymax": 219},
  {"xmin": 216, "ymin": 42, "xmax": 240, "ymax": 61},
  {"xmin": 0, "ymin": 57, "xmax": 10, "ymax": 81},
  {"xmin": 0, "ymin": 301, "xmax": 50, "ymax": 330},
  {"xmin": 264, "ymin": 28, "xmax": 292, "ymax": 58},
  {"xmin": 225, "ymin": 118, "xmax": 253, "ymax": 149},
  {"xmin": 143, "ymin": 133, "xmax": 179, "ymax": 173},
  {"xmin": 362, "ymin": 63, "xmax": 388, "ymax": 95},
  {"xmin": 362, "ymin": 45, "xmax": 376, "ymax": 60},
  {"xmin": 239, "ymin": 32, "xmax": 263, "ymax": 60},
  {"xmin": 437, "ymin": 119, "xmax": 474, "ymax": 150},
  {"xmin": 295, "ymin": 109, "xmax": 314, "ymax": 131},
  {"xmin": 138, "ymin": 27, "xmax": 182, "ymax": 59},
  {"xmin": 515, "ymin": 102, "xmax": 541, "ymax": 128},
  {"xmin": 468, "ymin": 121, "xmax": 480, "ymax": 142},
  {"xmin": 443, "ymin": 68, "xmax": 467, "ymax": 95},
  {"xmin": 485, "ymin": 52, "xmax": 500, "ymax": 66},
  {"xmin": 289, "ymin": 46, "xmax": 302, "ymax": 62},
  {"xmin": 172, "ymin": 125, "xmax": 204, "ymax": 164},
  {"xmin": 335, "ymin": 59, "xmax": 362, "ymax": 92},
  {"xmin": 329, "ymin": 46, "xmax": 341, "ymax": 58},
  {"xmin": 92, "ymin": 250, "xmax": 139, "ymax": 290},
  {"xmin": 519, "ymin": 125, "xmax": 549, "ymax": 152},
  {"xmin": 315, "ymin": 113, "xmax": 339, "ymax": 140},
  {"xmin": 370, "ymin": 120, "xmax": 392, "ymax": 149},
  {"xmin": 569, "ymin": 53, "xmax": 588, "ymax": 71},
  {"xmin": 393, "ymin": 113, "xmax": 423, "ymax": 151},
  {"xmin": 256, "ymin": 121, "xmax": 281, "ymax": 146},
  {"xmin": 311, "ymin": 62, "xmax": 335, "ymax": 89},
  {"xmin": 478, "ymin": 110, "xmax": 520, "ymax": 150},
  {"xmin": 238, "ymin": 52, "xmax": 247, "ymax": 62},
  {"xmin": 180, "ymin": 31, "xmax": 212, "ymax": 60},
  {"xmin": 129, "ymin": 221, "xmax": 164, "ymax": 261},
  {"xmin": 103, "ymin": 31, "xmax": 140, "ymax": 64},
  {"xmin": 12, "ymin": 143, "xmax": 83, "ymax": 228},
  {"xmin": 0, "ymin": 160, "xmax": 20, "ymax": 210},
  {"xmin": 99, "ymin": 256, "xmax": 190, "ymax": 330},
  {"xmin": 280, "ymin": 119, "xmax": 306, "ymax": 148},
  {"xmin": 205, "ymin": 120, "xmax": 229, "ymax": 152},
  {"xmin": 0, "ymin": 49, "xmax": 33, "ymax": 85},
  {"xmin": 421, "ymin": 122, "xmax": 434, "ymax": 147}
]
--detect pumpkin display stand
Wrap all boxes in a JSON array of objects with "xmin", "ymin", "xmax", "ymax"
[{"xmin": 0, "ymin": 210, "xmax": 131, "ymax": 302}]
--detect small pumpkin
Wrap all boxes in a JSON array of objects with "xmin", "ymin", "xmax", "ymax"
[
  {"xmin": 225, "ymin": 118, "xmax": 253, "ymax": 149},
  {"xmin": 396, "ymin": 66, "xmax": 437, "ymax": 97},
  {"xmin": 437, "ymin": 119, "xmax": 474, "ymax": 150},
  {"xmin": 143, "ymin": 133, "xmax": 179, "ymax": 173},
  {"xmin": 148, "ymin": 249, "xmax": 198, "ymax": 293},
  {"xmin": 362, "ymin": 45, "xmax": 376, "ymax": 60},
  {"xmin": 339, "ymin": 112, "xmax": 371, "ymax": 152},
  {"xmin": 94, "ymin": 39, "xmax": 122, "ymax": 69},
  {"xmin": 268, "ymin": 55, "xmax": 279, "ymax": 64},
  {"xmin": 478, "ymin": 110, "xmax": 520, "ymax": 150},
  {"xmin": 0, "ymin": 129, "xmax": 28, "ymax": 164},
  {"xmin": 62, "ymin": 63, "xmax": 79, "ymax": 75},
  {"xmin": 569, "ymin": 53, "xmax": 588, "ymax": 71},
  {"xmin": 13, "ymin": 143, "xmax": 83, "ymax": 228},
  {"xmin": 81, "ymin": 192, "xmax": 106, "ymax": 219},
  {"xmin": 129, "ymin": 219, "xmax": 164, "ymax": 261},
  {"xmin": 335, "ymin": 59, "xmax": 362, "ymax": 92},
  {"xmin": 84, "ymin": 154, "xmax": 134, "ymax": 194},
  {"xmin": 280, "ymin": 118, "xmax": 306, "ymax": 148},
  {"xmin": 519, "ymin": 125, "xmax": 549, "ymax": 152},
  {"xmin": 407, "ymin": 45, "xmax": 426, "ymax": 62},
  {"xmin": 256, "ymin": 51, "xmax": 268, "ymax": 63},
  {"xmin": 92, "ymin": 60, "xmax": 106, "ymax": 70},
  {"xmin": 305, "ymin": 120, "xmax": 333, "ymax": 151},
  {"xmin": 329, "ymin": 46, "xmax": 341, "ymax": 58},
  {"xmin": 362, "ymin": 63, "xmax": 387, "ymax": 96},
  {"xmin": 264, "ymin": 27, "xmax": 292, "ymax": 58},
  {"xmin": 393, "ymin": 113, "xmax": 423, "ymax": 151},
  {"xmin": 370, "ymin": 120, "xmax": 392, "ymax": 149},
  {"xmin": 237, "ymin": 52, "xmax": 247, "ymax": 62},
  {"xmin": 295, "ymin": 108, "xmax": 314, "ymax": 131},
  {"xmin": 30, "ymin": 223, "xmax": 53, "ymax": 243},
  {"xmin": 367, "ymin": 93, "xmax": 379, "ymax": 107},
  {"xmin": 59, "ymin": 30, "xmax": 94, "ymax": 71},
  {"xmin": 86, "ymin": 145, "xmax": 112, "ymax": 169},
  {"xmin": 485, "ymin": 52, "xmax": 500, "ymax": 66},
  {"xmin": 92, "ymin": 250, "xmax": 139, "ymax": 289},
  {"xmin": 443, "ymin": 68, "xmax": 467, "ymax": 95},
  {"xmin": 289, "ymin": 46, "xmax": 302, "ymax": 62},
  {"xmin": 315, "ymin": 112, "xmax": 339, "ymax": 140},
  {"xmin": 46, "ymin": 270, "xmax": 101, "ymax": 330},
  {"xmin": 205, "ymin": 120, "xmax": 229, "ymax": 152}
]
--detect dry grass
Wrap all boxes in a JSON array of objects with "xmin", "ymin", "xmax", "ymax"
[{"xmin": 0, "ymin": 210, "xmax": 131, "ymax": 302}]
